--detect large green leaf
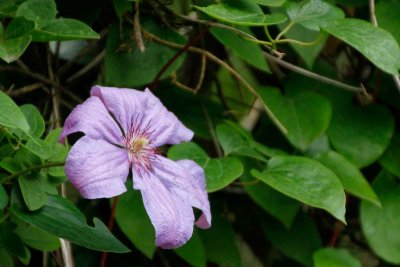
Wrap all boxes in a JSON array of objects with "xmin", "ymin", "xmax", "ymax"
[
  {"xmin": 105, "ymin": 20, "xmax": 186, "ymax": 87},
  {"xmin": 195, "ymin": 0, "xmax": 287, "ymax": 26},
  {"xmin": 12, "ymin": 194, "xmax": 129, "ymax": 253},
  {"xmin": 375, "ymin": 0, "xmax": 400, "ymax": 44},
  {"xmin": 114, "ymin": 182, "xmax": 156, "ymax": 259},
  {"xmin": 31, "ymin": 18, "xmax": 99, "ymax": 41},
  {"xmin": 210, "ymin": 27, "xmax": 270, "ymax": 73},
  {"xmin": 313, "ymin": 248, "xmax": 362, "ymax": 267},
  {"xmin": 322, "ymin": 18, "xmax": 400, "ymax": 75},
  {"xmin": 261, "ymin": 213, "xmax": 322, "ymax": 266},
  {"xmin": 168, "ymin": 142, "xmax": 243, "ymax": 192},
  {"xmin": 174, "ymin": 230, "xmax": 206, "ymax": 267},
  {"xmin": 23, "ymin": 135, "xmax": 52, "ymax": 159},
  {"xmin": 379, "ymin": 132, "xmax": 400, "ymax": 177},
  {"xmin": 15, "ymin": 223, "xmax": 60, "ymax": 252},
  {"xmin": 0, "ymin": 91, "xmax": 30, "ymax": 132},
  {"xmin": 251, "ymin": 156, "xmax": 346, "ymax": 223},
  {"xmin": 200, "ymin": 212, "xmax": 241, "ymax": 267},
  {"xmin": 0, "ymin": 33, "xmax": 31, "ymax": 63},
  {"xmin": 16, "ymin": 0, "xmax": 56, "ymax": 28},
  {"xmin": 361, "ymin": 171, "xmax": 400, "ymax": 264},
  {"xmin": 258, "ymin": 87, "xmax": 332, "ymax": 151},
  {"xmin": 327, "ymin": 103, "xmax": 394, "ymax": 168},
  {"xmin": 285, "ymin": 0, "xmax": 344, "ymax": 31},
  {"xmin": 314, "ymin": 151, "xmax": 380, "ymax": 206},
  {"xmin": 0, "ymin": 248, "xmax": 13, "ymax": 267}
]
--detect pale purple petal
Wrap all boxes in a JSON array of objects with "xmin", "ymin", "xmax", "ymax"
[
  {"xmin": 141, "ymin": 89, "xmax": 193, "ymax": 146},
  {"xmin": 65, "ymin": 136, "xmax": 129, "ymax": 199},
  {"xmin": 151, "ymin": 156, "xmax": 211, "ymax": 229},
  {"xmin": 91, "ymin": 86, "xmax": 193, "ymax": 147},
  {"xmin": 59, "ymin": 96, "xmax": 122, "ymax": 144},
  {"xmin": 133, "ymin": 171, "xmax": 194, "ymax": 249},
  {"xmin": 90, "ymin": 85, "xmax": 146, "ymax": 134}
]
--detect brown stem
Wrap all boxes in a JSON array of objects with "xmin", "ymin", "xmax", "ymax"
[{"xmin": 100, "ymin": 197, "xmax": 119, "ymax": 267}]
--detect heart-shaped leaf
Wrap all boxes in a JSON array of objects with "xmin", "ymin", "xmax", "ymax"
[{"xmin": 258, "ymin": 87, "xmax": 332, "ymax": 151}]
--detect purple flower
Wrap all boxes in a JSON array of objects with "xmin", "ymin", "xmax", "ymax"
[{"xmin": 59, "ymin": 86, "xmax": 211, "ymax": 248}]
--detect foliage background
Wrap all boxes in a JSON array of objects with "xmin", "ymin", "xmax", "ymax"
[{"xmin": 0, "ymin": 0, "xmax": 400, "ymax": 266}]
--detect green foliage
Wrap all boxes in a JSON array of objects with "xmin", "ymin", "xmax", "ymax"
[{"xmin": 313, "ymin": 248, "xmax": 362, "ymax": 267}]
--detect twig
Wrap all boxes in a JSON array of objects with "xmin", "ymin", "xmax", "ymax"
[
  {"xmin": 7, "ymin": 82, "xmax": 44, "ymax": 97},
  {"xmin": 66, "ymin": 50, "xmax": 105, "ymax": 83},
  {"xmin": 144, "ymin": 30, "xmax": 287, "ymax": 134},
  {"xmin": 0, "ymin": 65, "xmax": 55, "ymax": 86},
  {"xmin": 100, "ymin": 197, "xmax": 119, "ymax": 267},
  {"xmin": 263, "ymin": 52, "xmax": 363, "ymax": 93},
  {"xmin": 1, "ymin": 162, "xmax": 65, "ymax": 183},
  {"xmin": 134, "ymin": 1, "xmax": 145, "ymax": 52}
]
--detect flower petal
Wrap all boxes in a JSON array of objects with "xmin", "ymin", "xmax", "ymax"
[
  {"xmin": 151, "ymin": 156, "xmax": 211, "ymax": 228},
  {"xmin": 91, "ymin": 86, "xmax": 193, "ymax": 146},
  {"xmin": 59, "ymin": 96, "xmax": 122, "ymax": 144},
  {"xmin": 133, "ymin": 171, "xmax": 194, "ymax": 249},
  {"xmin": 90, "ymin": 85, "xmax": 145, "ymax": 134},
  {"xmin": 65, "ymin": 136, "xmax": 129, "ymax": 199}
]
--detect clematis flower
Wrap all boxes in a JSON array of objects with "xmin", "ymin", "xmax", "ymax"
[{"xmin": 59, "ymin": 86, "xmax": 211, "ymax": 248}]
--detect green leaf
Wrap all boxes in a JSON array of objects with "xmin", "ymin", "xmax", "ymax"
[
  {"xmin": 261, "ymin": 213, "xmax": 322, "ymax": 267},
  {"xmin": 361, "ymin": 171, "xmax": 400, "ymax": 264},
  {"xmin": 18, "ymin": 172, "xmax": 55, "ymax": 211},
  {"xmin": 313, "ymin": 248, "xmax": 362, "ymax": 267},
  {"xmin": 114, "ymin": 182, "xmax": 156, "ymax": 259},
  {"xmin": 174, "ymin": 230, "xmax": 206, "ymax": 267},
  {"xmin": 0, "ymin": 91, "xmax": 30, "ymax": 132},
  {"xmin": 15, "ymin": 223, "xmax": 60, "ymax": 252},
  {"xmin": 168, "ymin": 142, "xmax": 243, "ymax": 192},
  {"xmin": 322, "ymin": 18, "xmax": 400, "ymax": 75},
  {"xmin": 0, "ymin": 248, "xmax": 13, "ymax": 267},
  {"xmin": 12, "ymin": 194, "xmax": 130, "ymax": 253},
  {"xmin": 16, "ymin": 0, "xmax": 56, "ymax": 28},
  {"xmin": 195, "ymin": 0, "xmax": 287, "ymax": 26},
  {"xmin": 200, "ymin": 212, "xmax": 241, "ymax": 267},
  {"xmin": 0, "ymin": 222, "xmax": 26, "ymax": 258},
  {"xmin": 314, "ymin": 151, "xmax": 380, "ymax": 206},
  {"xmin": 327, "ymin": 103, "xmax": 395, "ymax": 168},
  {"xmin": 210, "ymin": 27, "xmax": 270, "ymax": 72},
  {"xmin": 241, "ymin": 160, "xmax": 299, "ymax": 228},
  {"xmin": 44, "ymin": 128, "xmax": 68, "ymax": 162},
  {"xmin": 31, "ymin": 18, "xmax": 100, "ymax": 41},
  {"xmin": 251, "ymin": 156, "xmax": 346, "ymax": 223},
  {"xmin": 4, "ymin": 17, "xmax": 35, "ymax": 39},
  {"xmin": 105, "ymin": 20, "xmax": 186, "ymax": 87},
  {"xmin": 23, "ymin": 135, "xmax": 52, "ymax": 159},
  {"xmin": 285, "ymin": 0, "xmax": 344, "ymax": 31},
  {"xmin": 257, "ymin": 87, "xmax": 332, "ymax": 151},
  {"xmin": 0, "ymin": 184, "xmax": 8, "ymax": 209},
  {"xmin": 0, "ymin": 0, "xmax": 18, "ymax": 17},
  {"xmin": 0, "ymin": 34, "xmax": 31, "ymax": 63},
  {"xmin": 216, "ymin": 123, "xmax": 267, "ymax": 161},
  {"xmin": 379, "ymin": 132, "xmax": 400, "ymax": 177},
  {"xmin": 20, "ymin": 104, "xmax": 45, "ymax": 138},
  {"xmin": 375, "ymin": 0, "xmax": 400, "ymax": 44},
  {"xmin": 250, "ymin": 140, "xmax": 288, "ymax": 158},
  {"xmin": 256, "ymin": 0, "xmax": 287, "ymax": 7}
]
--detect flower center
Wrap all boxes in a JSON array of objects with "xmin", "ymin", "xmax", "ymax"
[
  {"xmin": 130, "ymin": 137, "xmax": 149, "ymax": 154},
  {"xmin": 125, "ymin": 132, "xmax": 156, "ymax": 175}
]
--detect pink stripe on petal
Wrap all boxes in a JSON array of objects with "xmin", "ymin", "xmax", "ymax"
[
  {"xmin": 65, "ymin": 136, "xmax": 129, "ymax": 199},
  {"xmin": 59, "ymin": 96, "xmax": 122, "ymax": 144}
]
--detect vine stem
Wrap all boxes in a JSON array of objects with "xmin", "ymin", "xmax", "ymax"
[
  {"xmin": 100, "ymin": 196, "xmax": 119, "ymax": 267},
  {"xmin": 1, "ymin": 162, "xmax": 65, "ymax": 183}
]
